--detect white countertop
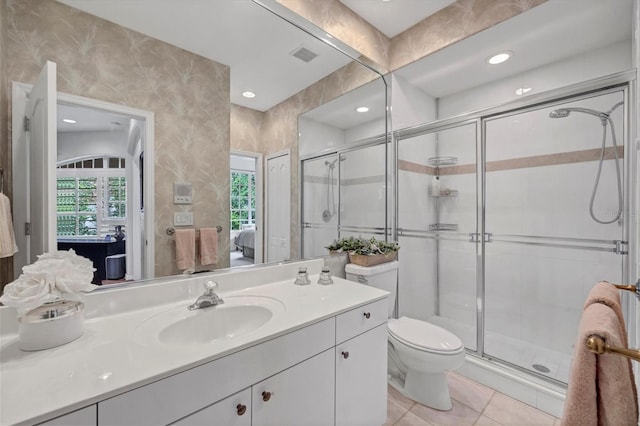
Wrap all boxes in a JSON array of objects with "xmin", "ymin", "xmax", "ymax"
[{"xmin": 0, "ymin": 261, "xmax": 387, "ymax": 425}]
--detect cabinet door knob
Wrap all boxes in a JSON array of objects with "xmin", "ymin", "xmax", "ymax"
[
  {"xmin": 363, "ymin": 312, "xmax": 371, "ymax": 319},
  {"xmin": 262, "ymin": 391, "xmax": 272, "ymax": 402},
  {"xmin": 341, "ymin": 351, "xmax": 349, "ymax": 359},
  {"xmin": 236, "ymin": 404, "xmax": 247, "ymax": 416}
]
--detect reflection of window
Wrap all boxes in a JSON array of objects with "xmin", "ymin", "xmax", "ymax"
[
  {"xmin": 230, "ymin": 171, "xmax": 255, "ymax": 231},
  {"xmin": 56, "ymin": 157, "xmax": 126, "ymax": 237}
]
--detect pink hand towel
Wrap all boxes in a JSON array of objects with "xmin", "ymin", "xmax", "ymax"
[
  {"xmin": 200, "ymin": 227, "xmax": 218, "ymax": 265},
  {"xmin": 585, "ymin": 281, "xmax": 628, "ymax": 345},
  {"xmin": 175, "ymin": 229, "xmax": 195, "ymax": 270},
  {"xmin": 562, "ymin": 302, "xmax": 638, "ymax": 426}
]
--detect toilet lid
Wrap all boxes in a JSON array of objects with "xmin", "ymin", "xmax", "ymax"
[{"xmin": 388, "ymin": 317, "xmax": 463, "ymax": 353}]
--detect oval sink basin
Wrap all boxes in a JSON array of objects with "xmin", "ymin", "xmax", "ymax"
[{"xmin": 135, "ymin": 296, "xmax": 284, "ymax": 346}]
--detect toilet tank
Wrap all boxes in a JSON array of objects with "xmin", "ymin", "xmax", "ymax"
[{"xmin": 345, "ymin": 260, "xmax": 398, "ymax": 317}]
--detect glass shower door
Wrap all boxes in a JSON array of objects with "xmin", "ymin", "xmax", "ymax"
[
  {"xmin": 339, "ymin": 144, "xmax": 387, "ymax": 239},
  {"xmin": 482, "ymin": 90, "xmax": 626, "ymax": 383},
  {"xmin": 397, "ymin": 121, "xmax": 479, "ymax": 350},
  {"xmin": 301, "ymin": 154, "xmax": 339, "ymax": 258}
]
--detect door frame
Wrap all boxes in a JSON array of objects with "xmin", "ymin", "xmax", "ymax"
[
  {"xmin": 12, "ymin": 82, "xmax": 155, "ymax": 280},
  {"xmin": 230, "ymin": 150, "xmax": 264, "ymax": 264}
]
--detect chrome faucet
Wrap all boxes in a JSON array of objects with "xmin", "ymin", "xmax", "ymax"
[{"xmin": 188, "ymin": 280, "xmax": 224, "ymax": 310}]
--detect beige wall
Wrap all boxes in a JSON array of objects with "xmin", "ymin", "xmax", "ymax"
[
  {"xmin": 231, "ymin": 105, "xmax": 265, "ymax": 155},
  {"xmin": 3, "ymin": 0, "xmax": 231, "ymax": 279}
]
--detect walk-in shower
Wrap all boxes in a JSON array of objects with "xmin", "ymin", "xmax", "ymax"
[
  {"xmin": 549, "ymin": 101, "xmax": 624, "ymax": 224},
  {"xmin": 395, "ymin": 87, "xmax": 628, "ymax": 385}
]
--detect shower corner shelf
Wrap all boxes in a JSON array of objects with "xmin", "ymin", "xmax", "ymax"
[
  {"xmin": 429, "ymin": 223, "xmax": 458, "ymax": 232},
  {"xmin": 427, "ymin": 156, "xmax": 458, "ymax": 167}
]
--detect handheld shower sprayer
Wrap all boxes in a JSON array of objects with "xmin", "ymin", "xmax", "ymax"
[
  {"xmin": 322, "ymin": 158, "xmax": 337, "ymax": 223},
  {"xmin": 548, "ymin": 102, "xmax": 624, "ymax": 224}
]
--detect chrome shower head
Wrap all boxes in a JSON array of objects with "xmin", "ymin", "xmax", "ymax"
[{"xmin": 549, "ymin": 109, "xmax": 570, "ymax": 118}]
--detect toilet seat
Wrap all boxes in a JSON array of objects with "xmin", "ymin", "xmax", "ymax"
[{"xmin": 388, "ymin": 317, "xmax": 464, "ymax": 355}]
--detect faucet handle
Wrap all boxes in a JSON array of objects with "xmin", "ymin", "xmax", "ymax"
[{"xmin": 204, "ymin": 280, "xmax": 219, "ymax": 294}]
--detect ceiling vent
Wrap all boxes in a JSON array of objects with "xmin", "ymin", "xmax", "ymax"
[{"xmin": 291, "ymin": 46, "xmax": 318, "ymax": 63}]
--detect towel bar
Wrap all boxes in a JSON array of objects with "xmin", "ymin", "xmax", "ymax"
[
  {"xmin": 612, "ymin": 278, "xmax": 640, "ymax": 300},
  {"xmin": 586, "ymin": 335, "xmax": 640, "ymax": 362},
  {"xmin": 166, "ymin": 226, "xmax": 223, "ymax": 236}
]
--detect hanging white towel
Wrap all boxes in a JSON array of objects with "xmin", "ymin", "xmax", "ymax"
[{"xmin": 0, "ymin": 193, "xmax": 18, "ymax": 258}]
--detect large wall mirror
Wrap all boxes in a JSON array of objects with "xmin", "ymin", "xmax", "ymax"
[{"xmin": 3, "ymin": 0, "xmax": 385, "ymax": 287}]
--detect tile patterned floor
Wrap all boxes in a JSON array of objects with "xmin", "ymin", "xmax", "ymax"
[{"xmin": 385, "ymin": 372, "xmax": 561, "ymax": 426}]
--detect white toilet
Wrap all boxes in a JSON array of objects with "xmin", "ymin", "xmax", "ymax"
[{"xmin": 345, "ymin": 260, "xmax": 465, "ymax": 411}]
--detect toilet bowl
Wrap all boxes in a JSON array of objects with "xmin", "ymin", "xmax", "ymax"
[
  {"xmin": 388, "ymin": 316, "xmax": 465, "ymax": 410},
  {"xmin": 345, "ymin": 261, "xmax": 465, "ymax": 411}
]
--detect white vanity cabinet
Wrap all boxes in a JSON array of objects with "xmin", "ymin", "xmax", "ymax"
[
  {"xmin": 172, "ymin": 388, "xmax": 251, "ymax": 426},
  {"xmin": 28, "ymin": 297, "xmax": 388, "ymax": 426},
  {"xmin": 252, "ymin": 349, "xmax": 335, "ymax": 426},
  {"xmin": 335, "ymin": 298, "xmax": 388, "ymax": 426},
  {"xmin": 37, "ymin": 405, "xmax": 97, "ymax": 426}
]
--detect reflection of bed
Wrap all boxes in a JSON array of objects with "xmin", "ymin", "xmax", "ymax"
[{"xmin": 234, "ymin": 226, "xmax": 255, "ymax": 259}]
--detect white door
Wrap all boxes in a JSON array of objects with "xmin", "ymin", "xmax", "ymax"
[
  {"xmin": 266, "ymin": 152, "xmax": 290, "ymax": 262},
  {"xmin": 27, "ymin": 61, "xmax": 58, "ymax": 262}
]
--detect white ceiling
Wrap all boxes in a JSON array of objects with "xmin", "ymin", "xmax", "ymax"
[
  {"xmin": 302, "ymin": 0, "xmax": 633, "ymax": 130},
  {"xmin": 57, "ymin": 0, "xmax": 353, "ymax": 112},
  {"xmin": 58, "ymin": 103, "xmax": 130, "ymax": 133},
  {"xmin": 394, "ymin": 0, "xmax": 632, "ymax": 99},
  {"xmin": 339, "ymin": 0, "xmax": 456, "ymax": 38}
]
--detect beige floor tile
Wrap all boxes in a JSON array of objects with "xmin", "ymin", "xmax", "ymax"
[
  {"xmin": 553, "ymin": 419, "xmax": 562, "ymax": 426},
  {"xmin": 483, "ymin": 393, "xmax": 556, "ymax": 426},
  {"xmin": 410, "ymin": 399, "xmax": 481, "ymax": 426},
  {"xmin": 385, "ymin": 398, "xmax": 411, "ymax": 426},
  {"xmin": 474, "ymin": 414, "xmax": 502, "ymax": 426},
  {"xmin": 447, "ymin": 371, "xmax": 495, "ymax": 412},
  {"xmin": 388, "ymin": 384, "xmax": 417, "ymax": 410},
  {"xmin": 394, "ymin": 410, "xmax": 434, "ymax": 425}
]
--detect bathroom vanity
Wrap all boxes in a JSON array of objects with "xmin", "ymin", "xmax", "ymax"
[{"xmin": 0, "ymin": 260, "xmax": 388, "ymax": 426}]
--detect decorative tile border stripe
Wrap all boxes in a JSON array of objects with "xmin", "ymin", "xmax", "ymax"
[
  {"xmin": 399, "ymin": 146, "xmax": 624, "ymax": 176},
  {"xmin": 303, "ymin": 174, "xmax": 385, "ymax": 185}
]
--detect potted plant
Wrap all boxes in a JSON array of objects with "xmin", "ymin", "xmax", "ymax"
[{"xmin": 326, "ymin": 236, "xmax": 399, "ymax": 267}]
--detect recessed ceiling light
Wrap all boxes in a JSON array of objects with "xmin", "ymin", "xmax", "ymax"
[
  {"xmin": 487, "ymin": 51, "xmax": 512, "ymax": 65},
  {"xmin": 242, "ymin": 91, "xmax": 256, "ymax": 98},
  {"xmin": 63, "ymin": 118, "xmax": 76, "ymax": 124},
  {"xmin": 515, "ymin": 87, "xmax": 532, "ymax": 95},
  {"xmin": 356, "ymin": 106, "xmax": 369, "ymax": 113}
]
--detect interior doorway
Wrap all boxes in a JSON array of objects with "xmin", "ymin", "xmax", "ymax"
[
  {"xmin": 230, "ymin": 151, "xmax": 263, "ymax": 267},
  {"xmin": 12, "ymin": 72, "xmax": 155, "ymax": 282}
]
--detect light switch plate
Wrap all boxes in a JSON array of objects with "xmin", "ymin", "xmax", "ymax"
[{"xmin": 173, "ymin": 212, "xmax": 193, "ymax": 226}]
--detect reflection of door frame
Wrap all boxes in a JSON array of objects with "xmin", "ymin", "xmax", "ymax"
[
  {"xmin": 230, "ymin": 150, "xmax": 263, "ymax": 264},
  {"xmin": 265, "ymin": 150, "xmax": 291, "ymax": 263},
  {"xmin": 11, "ymin": 83, "xmax": 155, "ymax": 281}
]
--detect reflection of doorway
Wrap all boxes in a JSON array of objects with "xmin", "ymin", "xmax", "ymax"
[
  {"xmin": 11, "ymin": 76, "xmax": 154, "ymax": 282},
  {"xmin": 230, "ymin": 151, "xmax": 263, "ymax": 267},
  {"xmin": 265, "ymin": 151, "xmax": 290, "ymax": 263}
]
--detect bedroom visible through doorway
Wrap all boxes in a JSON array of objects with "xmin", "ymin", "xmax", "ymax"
[{"xmin": 230, "ymin": 152, "xmax": 263, "ymax": 267}]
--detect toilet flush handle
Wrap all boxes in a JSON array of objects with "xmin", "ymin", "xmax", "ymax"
[{"xmin": 363, "ymin": 312, "xmax": 371, "ymax": 319}]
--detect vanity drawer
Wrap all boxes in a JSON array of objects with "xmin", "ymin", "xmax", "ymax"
[{"xmin": 336, "ymin": 298, "xmax": 387, "ymax": 344}]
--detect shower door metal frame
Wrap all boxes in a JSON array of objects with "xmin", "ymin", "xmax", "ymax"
[
  {"xmin": 393, "ymin": 69, "xmax": 637, "ymax": 384},
  {"xmin": 300, "ymin": 136, "xmax": 391, "ymax": 258}
]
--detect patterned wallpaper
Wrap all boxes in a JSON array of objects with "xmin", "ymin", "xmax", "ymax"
[
  {"xmin": 231, "ymin": 105, "xmax": 265, "ymax": 155},
  {"xmin": 4, "ymin": 0, "xmax": 231, "ymax": 278},
  {"xmin": 277, "ymin": 0, "xmax": 390, "ymax": 72},
  {"xmin": 389, "ymin": 0, "xmax": 548, "ymax": 71}
]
